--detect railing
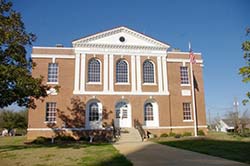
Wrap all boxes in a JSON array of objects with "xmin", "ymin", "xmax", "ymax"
[
  {"xmin": 112, "ymin": 119, "xmax": 120, "ymax": 139},
  {"xmin": 134, "ymin": 119, "xmax": 146, "ymax": 141}
]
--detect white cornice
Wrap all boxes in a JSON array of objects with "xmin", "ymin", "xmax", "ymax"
[
  {"xmin": 33, "ymin": 46, "xmax": 73, "ymax": 50},
  {"xmin": 167, "ymin": 58, "xmax": 203, "ymax": 64},
  {"xmin": 168, "ymin": 51, "xmax": 202, "ymax": 55},
  {"xmin": 72, "ymin": 26, "xmax": 170, "ymax": 49},
  {"xmin": 31, "ymin": 54, "xmax": 75, "ymax": 59}
]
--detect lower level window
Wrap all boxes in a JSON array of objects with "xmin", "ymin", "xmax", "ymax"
[
  {"xmin": 145, "ymin": 103, "xmax": 154, "ymax": 121},
  {"xmin": 89, "ymin": 103, "xmax": 99, "ymax": 121},
  {"xmin": 183, "ymin": 103, "xmax": 192, "ymax": 120},
  {"xmin": 45, "ymin": 102, "xmax": 56, "ymax": 122}
]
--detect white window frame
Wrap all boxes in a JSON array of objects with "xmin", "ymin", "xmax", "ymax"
[
  {"xmin": 45, "ymin": 102, "xmax": 57, "ymax": 123},
  {"xmin": 180, "ymin": 66, "xmax": 190, "ymax": 86},
  {"xmin": 183, "ymin": 103, "xmax": 193, "ymax": 122},
  {"xmin": 143, "ymin": 60, "xmax": 156, "ymax": 85},
  {"xmin": 115, "ymin": 59, "xmax": 129, "ymax": 84},
  {"xmin": 47, "ymin": 63, "xmax": 58, "ymax": 84},
  {"xmin": 144, "ymin": 103, "xmax": 154, "ymax": 121},
  {"xmin": 87, "ymin": 58, "xmax": 102, "ymax": 84}
]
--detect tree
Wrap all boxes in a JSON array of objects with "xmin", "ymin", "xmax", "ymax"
[
  {"xmin": 0, "ymin": 109, "xmax": 28, "ymax": 131},
  {"xmin": 0, "ymin": 0, "xmax": 49, "ymax": 108},
  {"xmin": 239, "ymin": 27, "xmax": 250, "ymax": 105}
]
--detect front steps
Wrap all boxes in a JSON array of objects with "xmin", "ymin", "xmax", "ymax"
[{"xmin": 115, "ymin": 128, "xmax": 142, "ymax": 144}]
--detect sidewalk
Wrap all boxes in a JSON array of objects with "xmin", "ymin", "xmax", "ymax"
[{"xmin": 114, "ymin": 141, "xmax": 249, "ymax": 166}]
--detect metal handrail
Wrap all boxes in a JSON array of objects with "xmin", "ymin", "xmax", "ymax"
[{"xmin": 134, "ymin": 119, "xmax": 146, "ymax": 141}]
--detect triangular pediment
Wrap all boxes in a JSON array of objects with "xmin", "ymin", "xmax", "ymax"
[{"xmin": 72, "ymin": 26, "xmax": 170, "ymax": 49}]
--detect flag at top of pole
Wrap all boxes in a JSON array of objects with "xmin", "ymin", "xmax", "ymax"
[{"xmin": 189, "ymin": 42, "xmax": 196, "ymax": 64}]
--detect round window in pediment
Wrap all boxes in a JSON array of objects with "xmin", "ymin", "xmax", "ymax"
[{"xmin": 119, "ymin": 36, "xmax": 125, "ymax": 42}]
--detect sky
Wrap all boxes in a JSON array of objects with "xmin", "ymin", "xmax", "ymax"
[{"xmin": 10, "ymin": 0, "xmax": 250, "ymax": 120}]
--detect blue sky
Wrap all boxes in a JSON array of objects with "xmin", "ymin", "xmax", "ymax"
[{"xmin": 11, "ymin": 0, "xmax": 250, "ymax": 119}]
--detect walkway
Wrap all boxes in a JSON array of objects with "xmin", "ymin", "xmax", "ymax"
[{"xmin": 114, "ymin": 132, "xmax": 248, "ymax": 166}]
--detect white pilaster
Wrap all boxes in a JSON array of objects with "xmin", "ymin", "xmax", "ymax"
[
  {"xmin": 136, "ymin": 55, "xmax": 141, "ymax": 92},
  {"xmin": 157, "ymin": 56, "xmax": 163, "ymax": 93},
  {"xmin": 109, "ymin": 54, "xmax": 114, "ymax": 92},
  {"xmin": 131, "ymin": 55, "xmax": 136, "ymax": 92},
  {"xmin": 74, "ymin": 53, "xmax": 80, "ymax": 93},
  {"xmin": 80, "ymin": 53, "xmax": 86, "ymax": 92},
  {"xmin": 104, "ymin": 54, "xmax": 109, "ymax": 92},
  {"xmin": 162, "ymin": 55, "xmax": 168, "ymax": 93}
]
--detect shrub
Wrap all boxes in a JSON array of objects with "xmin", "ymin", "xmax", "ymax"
[
  {"xmin": 198, "ymin": 130, "xmax": 205, "ymax": 136},
  {"xmin": 55, "ymin": 135, "xmax": 76, "ymax": 142},
  {"xmin": 182, "ymin": 132, "xmax": 192, "ymax": 137},
  {"xmin": 169, "ymin": 132, "xmax": 176, "ymax": 137},
  {"xmin": 32, "ymin": 137, "xmax": 51, "ymax": 144},
  {"xmin": 160, "ymin": 133, "xmax": 168, "ymax": 137},
  {"xmin": 174, "ymin": 134, "xmax": 182, "ymax": 138}
]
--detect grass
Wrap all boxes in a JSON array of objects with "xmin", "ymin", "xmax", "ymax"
[
  {"xmin": 155, "ymin": 131, "xmax": 250, "ymax": 164},
  {"xmin": 0, "ymin": 136, "xmax": 132, "ymax": 166}
]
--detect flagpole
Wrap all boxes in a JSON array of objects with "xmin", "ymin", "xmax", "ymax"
[
  {"xmin": 190, "ymin": 62, "xmax": 198, "ymax": 137},
  {"xmin": 189, "ymin": 42, "xmax": 198, "ymax": 137}
]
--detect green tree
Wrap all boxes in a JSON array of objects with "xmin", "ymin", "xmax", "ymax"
[
  {"xmin": 0, "ymin": 0, "xmax": 49, "ymax": 108},
  {"xmin": 239, "ymin": 28, "xmax": 250, "ymax": 105},
  {"xmin": 0, "ymin": 109, "xmax": 28, "ymax": 130}
]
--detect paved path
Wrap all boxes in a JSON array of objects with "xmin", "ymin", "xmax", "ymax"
[{"xmin": 114, "ymin": 141, "xmax": 249, "ymax": 166}]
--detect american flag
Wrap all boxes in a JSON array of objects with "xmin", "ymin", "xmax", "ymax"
[{"xmin": 189, "ymin": 42, "xmax": 196, "ymax": 64}]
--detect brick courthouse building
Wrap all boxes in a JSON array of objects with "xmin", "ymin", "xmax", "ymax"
[{"xmin": 27, "ymin": 26, "xmax": 206, "ymax": 140}]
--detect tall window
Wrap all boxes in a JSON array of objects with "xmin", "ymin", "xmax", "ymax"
[
  {"xmin": 89, "ymin": 103, "xmax": 99, "ymax": 121},
  {"xmin": 143, "ymin": 60, "xmax": 154, "ymax": 83},
  {"xmin": 116, "ymin": 59, "xmax": 128, "ymax": 83},
  {"xmin": 144, "ymin": 103, "xmax": 154, "ymax": 121},
  {"xmin": 183, "ymin": 103, "xmax": 192, "ymax": 120},
  {"xmin": 48, "ymin": 63, "xmax": 58, "ymax": 83},
  {"xmin": 88, "ymin": 58, "xmax": 100, "ymax": 82},
  {"xmin": 180, "ymin": 66, "xmax": 189, "ymax": 84},
  {"xmin": 45, "ymin": 102, "xmax": 56, "ymax": 122}
]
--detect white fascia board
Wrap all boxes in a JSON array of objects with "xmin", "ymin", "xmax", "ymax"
[
  {"xmin": 31, "ymin": 54, "xmax": 75, "ymax": 59},
  {"xmin": 33, "ymin": 46, "xmax": 73, "ymax": 50},
  {"xmin": 168, "ymin": 51, "xmax": 202, "ymax": 55},
  {"xmin": 167, "ymin": 58, "xmax": 203, "ymax": 64},
  {"xmin": 73, "ymin": 91, "xmax": 170, "ymax": 96}
]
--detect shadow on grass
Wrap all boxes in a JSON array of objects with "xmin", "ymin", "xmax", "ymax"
[{"xmin": 158, "ymin": 138, "xmax": 250, "ymax": 164}]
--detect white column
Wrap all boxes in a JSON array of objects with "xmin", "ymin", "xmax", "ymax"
[
  {"xmin": 131, "ymin": 55, "xmax": 136, "ymax": 92},
  {"xmin": 109, "ymin": 54, "xmax": 114, "ymax": 92},
  {"xmin": 104, "ymin": 54, "xmax": 108, "ymax": 92},
  {"xmin": 80, "ymin": 53, "xmax": 86, "ymax": 92},
  {"xmin": 157, "ymin": 56, "xmax": 163, "ymax": 93},
  {"xmin": 136, "ymin": 55, "xmax": 141, "ymax": 92},
  {"xmin": 74, "ymin": 53, "xmax": 80, "ymax": 93},
  {"xmin": 162, "ymin": 55, "xmax": 168, "ymax": 93}
]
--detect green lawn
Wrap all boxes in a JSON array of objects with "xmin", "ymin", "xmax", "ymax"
[
  {"xmin": 0, "ymin": 136, "xmax": 132, "ymax": 166},
  {"xmin": 156, "ymin": 131, "xmax": 250, "ymax": 164}
]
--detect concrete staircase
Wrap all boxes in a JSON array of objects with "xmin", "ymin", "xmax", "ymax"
[{"xmin": 115, "ymin": 128, "xmax": 142, "ymax": 144}]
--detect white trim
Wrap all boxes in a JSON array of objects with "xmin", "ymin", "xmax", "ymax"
[
  {"xmin": 115, "ymin": 58, "xmax": 130, "ymax": 84},
  {"xmin": 167, "ymin": 58, "xmax": 203, "ymax": 64},
  {"xmin": 46, "ymin": 82, "xmax": 59, "ymax": 85},
  {"xmin": 115, "ymin": 83, "xmax": 130, "ymax": 85},
  {"xmin": 143, "ymin": 125, "xmax": 207, "ymax": 129},
  {"xmin": 52, "ymin": 57, "xmax": 56, "ymax": 63},
  {"xmin": 143, "ymin": 83, "xmax": 157, "ymax": 86},
  {"xmin": 168, "ymin": 51, "xmax": 201, "ymax": 55},
  {"xmin": 181, "ymin": 90, "xmax": 191, "ymax": 96},
  {"xmin": 87, "ymin": 58, "xmax": 102, "ymax": 84},
  {"xmin": 33, "ymin": 46, "xmax": 73, "ymax": 50},
  {"xmin": 31, "ymin": 54, "xmax": 75, "ymax": 59},
  {"xmin": 142, "ymin": 59, "xmax": 156, "ymax": 84},
  {"xmin": 157, "ymin": 56, "xmax": 163, "ymax": 93},
  {"xmin": 44, "ymin": 121, "xmax": 57, "ymax": 124},
  {"xmin": 86, "ymin": 100, "xmax": 103, "ymax": 129},
  {"xmin": 183, "ymin": 120, "xmax": 194, "ymax": 122},
  {"xmin": 162, "ymin": 56, "xmax": 169, "ymax": 93},
  {"xmin": 131, "ymin": 55, "xmax": 136, "ymax": 92},
  {"xmin": 74, "ymin": 53, "xmax": 80, "ymax": 92},
  {"xmin": 74, "ymin": 91, "xmax": 170, "ymax": 95},
  {"xmin": 80, "ymin": 53, "xmax": 86, "ymax": 92},
  {"xmin": 136, "ymin": 55, "xmax": 141, "ymax": 92},
  {"xmin": 104, "ymin": 54, "xmax": 109, "ymax": 91},
  {"xmin": 109, "ymin": 54, "xmax": 114, "ymax": 92},
  {"xmin": 181, "ymin": 84, "xmax": 191, "ymax": 87},
  {"xmin": 86, "ymin": 82, "xmax": 102, "ymax": 85}
]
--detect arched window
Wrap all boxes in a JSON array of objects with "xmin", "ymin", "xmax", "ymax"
[
  {"xmin": 144, "ymin": 103, "xmax": 154, "ymax": 121},
  {"xmin": 89, "ymin": 102, "xmax": 99, "ymax": 121},
  {"xmin": 116, "ymin": 59, "xmax": 128, "ymax": 83},
  {"xmin": 88, "ymin": 58, "xmax": 100, "ymax": 82},
  {"xmin": 143, "ymin": 60, "xmax": 154, "ymax": 83}
]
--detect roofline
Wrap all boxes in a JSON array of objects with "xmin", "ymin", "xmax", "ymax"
[
  {"xmin": 168, "ymin": 51, "xmax": 202, "ymax": 55},
  {"xmin": 72, "ymin": 26, "xmax": 170, "ymax": 48},
  {"xmin": 33, "ymin": 46, "xmax": 73, "ymax": 50}
]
